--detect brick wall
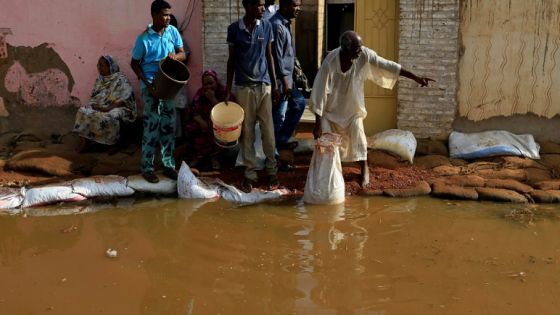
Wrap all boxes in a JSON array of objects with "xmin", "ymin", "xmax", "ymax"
[
  {"xmin": 397, "ymin": 0, "xmax": 460, "ymax": 140},
  {"xmin": 203, "ymin": 0, "xmax": 243, "ymax": 81}
]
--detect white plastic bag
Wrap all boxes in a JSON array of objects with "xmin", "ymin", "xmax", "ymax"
[
  {"xmin": 368, "ymin": 129, "xmax": 417, "ymax": 163},
  {"xmin": 304, "ymin": 133, "xmax": 345, "ymax": 204},
  {"xmin": 72, "ymin": 175, "xmax": 134, "ymax": 198},
  {"xmin": 236, "ymin": 122, "xmax": 266, "ymax": 170},
  {"xmin": 449, "ymin": 130, "xmax": 540, "ymax": 159},
  {"xmin": 23, "ymin": 182, "xmax": 86, "ymax": 208},
  {"xmin": 206, "ymin": 178, "xmax": 289, "ymax": 204},
  {"xmin": 177, "ymin": 161, "xmax": 220, "ymax": 199},
  {"xmin": 0, "ymin": 187, "xmax": 25, "ymax": 211},
  {"xmin": 127, "ymin": 174, "xmax": 177, "ymax": 195}
]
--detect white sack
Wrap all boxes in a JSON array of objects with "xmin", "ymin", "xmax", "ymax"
[
  {"xmin": 23, "ymin": 182, "xmax": 86, "ymax": 208},
  {"xmin": 368, "ymin": 129, "xmax": 417, "ymax": 163},
  {"xmin": 205, "ymin": 178, "xmax": 289, "ymax": 204},
  {"xmin": 0, "ymin": 187, "xmax": 25, "ymax": 212},
  {"xmin": 304, "ymin": 133, "xmax": 345, "ymax": 205},
  {"xmin": 72, "ymin": 175, "xmax": 134, "ymax": 198},
  {"xmin": 177, "ymin": 161, "xmax": 220, "ymax": 199},
  {"xmin": 449, "ymin": 130, "xmax": 540, "ymax": 160},
  {"xmin": 127, "ymin": 174, "xmax": 177, "ymax": 195}
]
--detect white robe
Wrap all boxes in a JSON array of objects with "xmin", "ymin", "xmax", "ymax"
[{"xmin": 308, "ymin": 47, "xmax": 401, "ymax": 161}]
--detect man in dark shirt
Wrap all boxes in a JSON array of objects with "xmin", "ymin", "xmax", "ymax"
[
  {"xmin": 226, "ymin": 0, "xmax": 280, "ymax": 192},
  {"xmin": 269, "ymin": 0, "xmax": 305, "ymax": 170}
]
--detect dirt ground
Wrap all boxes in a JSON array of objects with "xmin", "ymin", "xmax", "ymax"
[{"xmin": 2, "ymin": 130, "xmax": 560, "ymax": 204}]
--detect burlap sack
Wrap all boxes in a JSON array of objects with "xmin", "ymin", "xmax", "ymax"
[
  {"xmin": 475, "ymin": 187, "xmax": 528, "ymax": 203},
  {"xmin": 432, "ymin": 182, "xmax": 478, "ymax": 200},
  {"xmin": 5, "ymin": 149, "xmax": 95, "ymax": 177},
  {"xmin": 414, "ymin": 155, "xmax": 451, "ymax": 169},
  {"xmin": 383, "ymin": 180, "xmax": 431, "ymax": 197},
  {"xmin": 529, "ymin": 190, "xmax": 560, "ymax": 203},
  {"xmin": 485, "ymin": 179, "xmax": 533, "ymax": 194}
]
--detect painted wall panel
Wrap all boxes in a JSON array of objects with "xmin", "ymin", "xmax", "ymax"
[
  {"xmin": 459, "ymin": 0, "xmax": 560, "ymax": 120},
  {"xmin": 0, "ymin": 0, "xmax": 203, "ymax": 132}
]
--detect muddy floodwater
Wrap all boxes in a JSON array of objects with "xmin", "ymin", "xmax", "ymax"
[{"xmin": 1, "ymin": 196, "xmax": 560, "ymax": 314}]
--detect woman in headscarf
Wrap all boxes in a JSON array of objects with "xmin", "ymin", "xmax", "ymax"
[
  {"xmin": 73, "ymin": 55, "xmax": 137, "ymax": 152},
  {"xmin": 185, "ymin": 69, "xmax": 236, "ymax": 169}
]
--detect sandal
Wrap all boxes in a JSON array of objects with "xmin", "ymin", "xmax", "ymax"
[
  {"xmin": 142, "ymin": 171, "xmax": 159, "ymax": 183},
  {"xmin": 241, "ymin": 178, "xmax": 256, "ymax": 193},
  {"xmin": 268, "ymin": 175, "xmax": 279, "ymax": 190}
]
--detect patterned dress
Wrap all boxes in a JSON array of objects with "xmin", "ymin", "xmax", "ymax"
[{"xmin": 73, "ymin": 56, "xmax": 137, "ymax": 145}]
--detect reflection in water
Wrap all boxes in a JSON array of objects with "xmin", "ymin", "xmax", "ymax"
[{"xmin": 1, "ymin": 196, "xmax": 560, "ymax": 314}]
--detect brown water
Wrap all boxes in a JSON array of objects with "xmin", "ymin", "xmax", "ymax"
[{"xmin": 1, "ymin": 196, "xmax": 560, "ymax": 314}]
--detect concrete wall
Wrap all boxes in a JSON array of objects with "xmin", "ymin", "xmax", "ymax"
[
  {"xmin": 397, "ymin": 0, "xmax": 460, "ymax": 140},
  {"xmin": 203, "ymin": 0, "xmax": 243, "ymax": 82},
  {"xmin": 0, "ymin": 0, "xmax": 203, "ymax": 135}
]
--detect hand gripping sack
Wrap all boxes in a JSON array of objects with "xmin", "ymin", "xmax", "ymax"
[{"xmin": 304, "ymin": 133, "xmax": 345, "ymax": 204}]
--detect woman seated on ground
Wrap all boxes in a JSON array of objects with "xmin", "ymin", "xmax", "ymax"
[
  {"xmin": 73, "ymin": 55, "xmax": 137, "ymax": 153},
  {"xmin": 184, "ymin": 69, "xmax": 236, "ymax": 170}
]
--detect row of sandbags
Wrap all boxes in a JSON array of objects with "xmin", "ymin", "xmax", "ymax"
[{"xmin": 0, "ymin": 162, "xmax": 290, "ymax": 214}]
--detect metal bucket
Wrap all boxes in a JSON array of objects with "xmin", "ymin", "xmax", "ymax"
[{"xmin": 153, "ymin": 58, "xmax": 190, "ymax": 100}]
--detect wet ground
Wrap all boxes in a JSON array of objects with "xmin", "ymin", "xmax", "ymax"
[{"xmin": 1, "ymin": 196, "xmax": 560, "ymax": 314}]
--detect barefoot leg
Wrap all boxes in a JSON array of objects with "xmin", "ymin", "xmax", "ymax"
[{"xmin": 360, "ymin": 160, "xmax": 370, "ymax": 188}]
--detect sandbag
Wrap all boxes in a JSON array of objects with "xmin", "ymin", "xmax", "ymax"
[
  {"xmin": 5, "ymin": 149, "xmax": 95, "ymax": 176},
  {"xmin": 449, "ymin": 130, "xmax": 540, "ymax": 160},
  {"xmin": 432, "ymin": 165, "xmax": 461, "ymax": 176},
  {"xmin": 534, "ymin": 180, "xmax": 560, "ymax": 191},
  {"xmin": 475, "ymin": 169, "xmax": 526, "ymax": 181},
  {"xmin": 368, "ymin": 129, "xmax": 416, "ymax": 163},
  {"xmin": 525, "ymin": 168, "xmax": 552, "ymax": 185},
  {"xmin": 383, "ymin": 180, "xmax": 431, "ymax": 197},
  {"xmin": 22, "ymin": 182, "xmax": 86, "ymax": 208},
  {"xmin": 304, "ymin": 133, "xmax": 345, "ymax": 205},
  {"xmin": 475, "ymin": 187, "xmax": 528, "ymax": 203},
  {"xmin": 0, "ymin": 187, "xmax": 25, "ymax": 211},
  {"xmin": 177, "ymin": 161, "xmax": 219, "ymax": 199},
  {"xmin": 208, "ymin": 178, "xmax": 289, "ymax": 204},
  {"xmin": 127, "ymin": 174, "xmax": 177, "ymax": 195},
  {"xmin": 432, "ymin": 183, "xmax": 479, "ymax": 200},
  {"xmin": 530, "ymin": 190, "xmax": 560, "ymax": 203},
  {"xmin": 414, "ymin": 155, "xmax": 451, "ymax": 169},
  {"xmin": 485, "ymin": 179, "xmax": 533, "ymax": 194},
  {"xmin": 72, "ymin": 175, "xmax": 134, "ymax": 198}
]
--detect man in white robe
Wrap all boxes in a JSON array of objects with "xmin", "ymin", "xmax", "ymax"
[{"xmin": 308, "ymin": 31, "xmax": 433, "ymax": 187}]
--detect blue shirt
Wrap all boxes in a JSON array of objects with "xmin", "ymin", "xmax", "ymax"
[
  {"xmin": 227, "ymin": 18, "xmax": 274, "ymax": 86},
  {"xmin": 131, "ymin": 24, "xmax": 183, "ymax": 88},
  {"xmin": 269, "ymin": 12, "xmax": 295, "ymax": 90}
]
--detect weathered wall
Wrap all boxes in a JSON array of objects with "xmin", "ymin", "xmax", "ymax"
[
  {"xmin": 459, "ymin": 0, "xmax": 560, "ymax": 121},
  {"xmin": 0, "ymin": 0, "xmax": 203, "ymax": 135},
  {"xmin": 203, "ymin": 0, "xmax": 244, "ymax": 82},
  {"xmin": 455, "ymin": 0, "xmax": 560, "ymax": 142},
  {"xmin": 397, "ymin": 0, "xmax": 460, "ymax": 140}
]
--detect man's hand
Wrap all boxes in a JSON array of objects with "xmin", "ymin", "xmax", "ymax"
[
  {"xmin": 416, "ymin": 76, "xmax": 435, "ymax": 87},
  {"xmin": 167, "ymin": 53, "xmax": 178, "ymax": 61},
  {"xmin": 224, "ymin": 89, "xmax": 231, "ymax": 105},
  {"xmin": 272, "ymin": 87, "xmax": 281, "ymax": 104}
]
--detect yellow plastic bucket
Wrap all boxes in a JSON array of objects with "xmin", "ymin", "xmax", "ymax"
[{"xmin": 210, "ymin": 102, "xmax": 244, "ymax": 148}]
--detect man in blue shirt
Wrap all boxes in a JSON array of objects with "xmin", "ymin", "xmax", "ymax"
[
  {"xmin": 130, "ymin": 0, "xmax": 186, "ymax": 183},
  {"xmin": 226, "ymin": 0, "xmax": 280, "ymax": 192},
  {"xmin": 269, "ymin": 0, "xmax": 305, "ymax": 171}
]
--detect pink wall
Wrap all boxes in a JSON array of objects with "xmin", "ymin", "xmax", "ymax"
[{"xmin": 0, "ymin": 0, "xmax": 203, "ymax": 111}]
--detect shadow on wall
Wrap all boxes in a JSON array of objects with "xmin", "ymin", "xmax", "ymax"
[{"xmin": 0, "ymin": 43, "xmax": 79, "ymax": 135}]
